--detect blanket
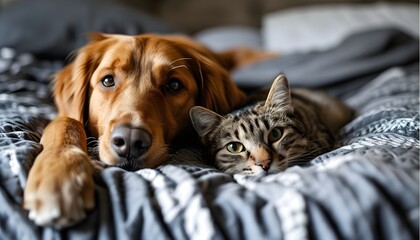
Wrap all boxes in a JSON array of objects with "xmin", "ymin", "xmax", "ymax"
[{"xmin": 0, "ymin": 28, "xmax": 418, "ymax": 240}]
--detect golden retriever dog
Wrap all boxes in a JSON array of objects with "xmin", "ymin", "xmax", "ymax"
[{"xmin": 23, "ymin": 33, "xmax": 250, "ymax": 228}]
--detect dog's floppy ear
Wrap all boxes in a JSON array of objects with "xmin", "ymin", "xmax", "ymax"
[
  {"xmin": 197, "ymin": 55, "xmax": 247, "ymax": 114},
  {"xmin": 54, "ymin": 34, "xmax": 107, "ymax": 122},
  {"xmin": 168, "ymin": 36, "xmax": 247, "ymax": 114}
]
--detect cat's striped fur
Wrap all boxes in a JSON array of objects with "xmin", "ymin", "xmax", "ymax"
[{"xmin": 190, "ymin": 74, "xmax": 354, "ymax": 175}]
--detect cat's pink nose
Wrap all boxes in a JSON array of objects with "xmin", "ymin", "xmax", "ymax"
[{"xmin": 256, "ymin": 159, "xmax": 271, "ymax": 170}]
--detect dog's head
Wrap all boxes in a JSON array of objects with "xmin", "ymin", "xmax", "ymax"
[{"xmin": 53, "ymin": 33, "xmax": 246, "ymax": 169}]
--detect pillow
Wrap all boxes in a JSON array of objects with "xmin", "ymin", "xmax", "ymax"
[
  {"xmin": 232, "ymin": 28, "xmax": 419, "ymax": 89},
  {"xmin": 194, "ymin": 26, "xmax": 263, "ymax": 52},
  {"xmin": 262, "ymin": 2, "xmax": 419, "ymax": 54},
  {"xmin": 0, "ymin": 0, "xmax": 179, "ymax": 59}
]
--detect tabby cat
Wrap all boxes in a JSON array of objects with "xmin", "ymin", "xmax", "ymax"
[{"xmin": 189, "ymin": 74, "xmax": 354, "ymax": 175}]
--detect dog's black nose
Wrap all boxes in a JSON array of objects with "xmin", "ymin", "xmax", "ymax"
[{"xmin": 111, "ymin": 125, "xmax": 151, "ymax": 160}]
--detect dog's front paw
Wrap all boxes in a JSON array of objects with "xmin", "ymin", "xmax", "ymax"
[{"xmin": 24, "ymin": 146, "xmax": 95, "ymax": 228}]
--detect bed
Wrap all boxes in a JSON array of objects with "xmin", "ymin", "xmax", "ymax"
[{"xmin": 0, "ymin": 0, "xmax": 419, "ymax": 239}]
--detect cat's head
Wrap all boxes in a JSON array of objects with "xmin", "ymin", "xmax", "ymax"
[{"xmin": 190, "ymin": 74, "xmax": 307, "ymax": 175}]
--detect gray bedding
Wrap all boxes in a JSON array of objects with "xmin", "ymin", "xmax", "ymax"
[{"xmin": 0, "ymin": 28, "xmax": 418, "ymax": 239}]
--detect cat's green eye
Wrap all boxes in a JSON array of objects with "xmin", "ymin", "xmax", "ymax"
[
  {"xmin": 226, "ymin": 142, "xmax": 245, "ymax": 153},
  {"xmin": 268, "ymin": 128, "xmax": 283, "ymax": 142}
]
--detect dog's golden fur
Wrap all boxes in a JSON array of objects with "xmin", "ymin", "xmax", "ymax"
[{"xmin": 24, "ymin": 33, "xmax": 255, "ymax": 227}]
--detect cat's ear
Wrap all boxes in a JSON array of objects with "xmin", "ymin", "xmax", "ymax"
[
  {"xmin": 265, "ymin": 74, "xmax": 293, "ymax": 114},
  {"xmin": 190, "ymin": 106, "xmax": 223, "ymax": 138}
]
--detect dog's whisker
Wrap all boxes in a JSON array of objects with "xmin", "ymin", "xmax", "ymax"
[
  {"xmin": 169, "ymin": 57, "xmax": 192, "ymax": 66},
  {"xmin": 194, "ymin": 59, "xmax": 204, "ymax": 92},
  {"xmin": 169, "ymin": 65, "xmax": 189, "ymax": 71},
  {"xmin": 84, "ymin": 116, "xmax": 90, "ymax": 127}
]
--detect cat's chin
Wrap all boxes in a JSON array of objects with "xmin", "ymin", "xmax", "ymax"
[
  {"xmin": 226, "ymin": 163, "xmax": 287, "ymax": 176},
  {"xmin": 240, "ymin": 166, "xmax": 285, "ymax": 176},
  {"xmin": 238, "ymin": 165, "xmax": 267, "ymax": 176}
]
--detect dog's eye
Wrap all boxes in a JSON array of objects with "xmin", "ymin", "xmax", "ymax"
[
  {"xmin": 101, "ymin": 75, "xmax": 115, "ymax": 88},
  {"xmin": 166, "ymin": 78, "xmax": 183, "ymax": 93}
]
